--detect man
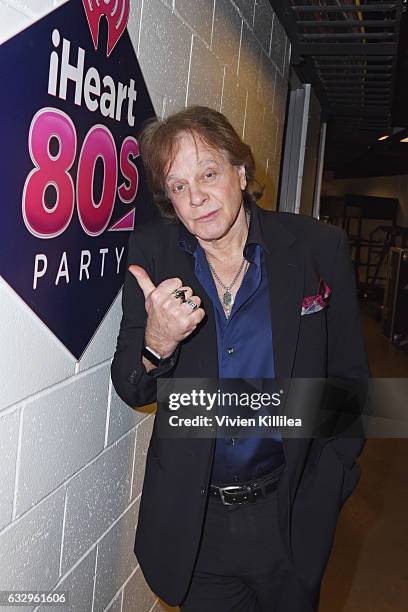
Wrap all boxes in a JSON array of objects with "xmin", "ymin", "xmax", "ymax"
[{"xmin": 111, "ymin": 106, "xmax": 369, "ymax": 611}]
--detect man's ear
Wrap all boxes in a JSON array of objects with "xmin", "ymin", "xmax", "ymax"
[{"xmin": 237, "ymin": 165, "xmax": 247, "ymax": 190}]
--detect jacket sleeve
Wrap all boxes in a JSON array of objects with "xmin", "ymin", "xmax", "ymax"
[
  {"xmin": 110, "ymin": 232, "xmax": 179, "ymax": 409},
  {"xmin": 326, "ymin": 228, "xmax": 371, "ymax": 466},
  {"xmin": 327, "ymin": 228, "xmax": 370, "ymax": 380}
]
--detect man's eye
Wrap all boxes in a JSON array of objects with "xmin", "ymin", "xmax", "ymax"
[
  {"xmin": 204, "ymin": 171, "xmax": 217, "ymax": 181},
  {"xmin": 172, "ymin": 184, "xmax": 185, "ymax": 193}
]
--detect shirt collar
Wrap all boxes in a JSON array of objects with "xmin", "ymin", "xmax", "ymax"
[{"xmin": 177, "ymin": 196, "xmax": 270, "ymax": 258}]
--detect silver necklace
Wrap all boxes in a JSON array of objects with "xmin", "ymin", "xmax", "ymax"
[
  {"xmin": 207, "ymin": 257, "xmax": 247, "ymax": 309},
  {"xmin": 205, "ymin": 210, "xmax": 251, "ymax": 317}
]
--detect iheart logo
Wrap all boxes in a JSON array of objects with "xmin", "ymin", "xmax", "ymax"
[{"xmin": 82, "ymin": 0, "xmax": 130, "ymax": 57}]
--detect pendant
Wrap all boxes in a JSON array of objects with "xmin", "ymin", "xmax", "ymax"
[{"xmin": 223, "ymin": 290, "xmax": 233, "ymax": 307}]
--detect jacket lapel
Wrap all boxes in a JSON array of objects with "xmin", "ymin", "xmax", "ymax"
[
  {"xmin": 265, "ymin": 243, "xmax": 304, "ymax": 380},
  {"xmin": 243, "ymin": 202, "xmax": 304, "ymax": 379}
]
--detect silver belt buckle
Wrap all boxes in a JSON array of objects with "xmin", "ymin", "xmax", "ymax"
[{"xmin": 219, "ymin": 485, "xmax": 244, "ymax": 505}]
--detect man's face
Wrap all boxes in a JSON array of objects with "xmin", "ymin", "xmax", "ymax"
[{"xmin": 164, "ymin": 131, "xmax": 247, "ymax": 242}]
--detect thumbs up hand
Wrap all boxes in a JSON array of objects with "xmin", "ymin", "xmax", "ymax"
[{"xmin": 129, "ymin": 265, "xmax": 205, "ymax": 360}]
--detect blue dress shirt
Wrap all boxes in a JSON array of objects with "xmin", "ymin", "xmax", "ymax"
[{"xmin": 178, "ymin": 222, "xmax": 285, "ymax": 485}]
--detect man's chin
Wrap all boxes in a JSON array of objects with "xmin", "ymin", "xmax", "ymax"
[{"xmin": 195, "ymin": 227, "xmax": 230, "ymax": 243}]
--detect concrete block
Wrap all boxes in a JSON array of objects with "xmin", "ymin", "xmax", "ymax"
[
  {"xmin": 107, "ymin": 383, "xmax": 148, "ymax": 446},
  {"xmin": 163, "ymin": 95, "xmax": 186, "ymax": 118},
  {"xmin": 270, "ymin": 12, "xmax": 286, "ymax": 75},
  {"xmin": 233, "ymin": 0, "xmax": 254, "ymax": 27},
  {"xmin": 212, "ymin": 0, "xmax": 241, "ymax": 72},
  {"xmin": 5, "ymin": 0, "xmax": 53, "ymax": 19},
  {"xmin": 238, "ymin": 22, "xmax": 261, "ymax": 93},
  {"xmin": 122, "ymin": 566, "xmax": 156, "ymax": 612},
  {"xmin": 260, "ymin": 110, "xmax": 278, "ymax": 168},
  {"xmin": 0, "ymin": 488, "xmax": 65, "ymax": 593},
  {"xmin": 253, "ymin": 0, "xmax": 273, "ymax": 54},
  {"xmin": 257, "ymin": 51, "xmax": 276, "ymax": 110},
  {"xmin": 273, "ymin": 70, "xmax": 288, "ymax": 123},
  {"xmin": 0, "ymin": 408, "xmax": 20, "ymax": 530},
  {"xmin": 243, "ymin": 93, "xmax": 265, "ymax": 161},
  {"xmin": 175, "ymin": 0, "xmax": 214, "ymax": 45},
  {"xmin": 221, "ymin": 66, "xmax": 247, "ymax": 138},
  {"xmin": 132, "ymin": 415, "xmax": 154, "ymax": 499},
  {"xmin": 138, "ymin": 0, "xmax": 191, "ymax": 112},
  {"xmin": 127, "ymin": 0, "xmax": 143, "ymax": 55},
  {"xmin": 157, "ymin": 0, "xmax": 174, "ymax": 9},
  {"xmin": 16, "ymin": 364, "xmax": 109, "ymax": 516},
  {"xmin": 36, "ymin": 548, "xmax": 96, "ymax": 612},
  {"xmin": 61, "ymin": 430, "xmax": 136, "ymax": 572},
  {"xmin": 104, "ymin": 591, "xmax": 123, "ymax": 612},
  {"xmin": 259, "ymin": 174, "xmax": 278, "ymax": 211},
  {"xmin": 187, "ymin": 37, "xmax": 224, "ymax": 110},
  {"xmin": 93, "ymin": 498, "xmax": 140, "ymax": 611},
  {"xmin": 148, "ymin": 89, "xmax": 165, "ymax": 118},
  {"xmin": 0, "ymin": 279, "xmax": 75, "ymax": 412},
  {"xmin": 78, "ymin": 293, "xmax": 122, "ymax": 371}
]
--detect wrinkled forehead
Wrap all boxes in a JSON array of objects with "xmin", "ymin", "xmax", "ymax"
[{"xmin": 164, "ymin": 130, "xmax": 227, "ymax": 178}]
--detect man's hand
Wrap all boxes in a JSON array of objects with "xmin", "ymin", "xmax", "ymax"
[{"xmin": 129, "ymin": 265, "xmax": 205, "ymax": 365}]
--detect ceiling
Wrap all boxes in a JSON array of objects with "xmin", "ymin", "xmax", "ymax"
[{"xmin": 270, "ymin": 0, "xmax": 408, "ymax": 178}]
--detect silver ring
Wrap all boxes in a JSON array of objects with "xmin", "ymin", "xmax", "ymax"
[
  {"xmin": 186, "ymin": 299, "xmax": 198, "ymax": 311},
  {"xmin": 172, "ymin": 288, "xmax": 187, "ymax": 303}
]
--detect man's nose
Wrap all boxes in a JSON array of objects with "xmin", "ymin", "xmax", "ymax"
[{"xmin": 189, "ymin": 183, "xmax": 208, "ymax": 207}]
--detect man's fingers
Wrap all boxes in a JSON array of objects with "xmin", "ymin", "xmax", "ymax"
[
  {"xmin": 157, "ymin": 278, "xmax": 184, "ymax": 295},
  {"xmin": 180, "ymin": 295, "xmax": 202, "ymax": 313},
  {"xmin": 128, "ymin": 265, "xmax": 156, "ymax": 299},
  {"xmin": 187, "ymin": 307, "xmax": 206, "ymax": 326}
]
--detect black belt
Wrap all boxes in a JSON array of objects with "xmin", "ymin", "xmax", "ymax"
[{"xmin": 209, "ymin": 469, "xmax": 283, "ymax": 506}]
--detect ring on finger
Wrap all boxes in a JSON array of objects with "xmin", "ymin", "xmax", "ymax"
[
  {"xmin": 172, "ymin": 288, "xmax": 187, "ymax": 303},
  {"xmin": 186, "ymin": 298, "xmax": 198, "ymax": 311}
]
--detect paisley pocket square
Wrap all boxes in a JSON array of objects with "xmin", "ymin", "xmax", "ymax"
[{"xmin": 301, "ymin": 278, "xmax": 331, "ymax": 316}]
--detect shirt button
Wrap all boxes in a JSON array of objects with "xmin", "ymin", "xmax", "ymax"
[
  {"xmin": 226, "ymin": 347, "xmax": 234, "ymax": 355},
  {"xmin": 200, "ymin": 487, "xmax": 206, "ymax": 495},
  {"xmin": 233, "ymin": 475, "xmax": 239, "ymax": 483},
  {"xmin": 231, "ymin": 438, "xmax": 236, "ymax": 445}
]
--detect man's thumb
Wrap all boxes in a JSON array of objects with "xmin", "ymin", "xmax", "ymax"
[{"xmin": 128, "ymin": 265, "xmax": 156, "ymax": 299}]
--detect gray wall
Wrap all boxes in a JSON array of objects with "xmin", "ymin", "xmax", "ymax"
[{"xmin": 0, "ymin": 1, "xmax": 290, "ymax": 611}]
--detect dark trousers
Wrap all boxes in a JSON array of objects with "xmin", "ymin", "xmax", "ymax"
[{"xmin": 180, "ymin": 487, "xmax": 317, "ymax": 612}]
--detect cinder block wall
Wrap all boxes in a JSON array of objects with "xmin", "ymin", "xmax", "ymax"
[{"xmin": 0, "ymin": 1, "xmax": 290, "ymax": 611}]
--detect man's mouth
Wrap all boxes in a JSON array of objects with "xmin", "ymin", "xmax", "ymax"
[{"xmin": 196, "ymin": 210, "xmax": 218, "ymax": 222}]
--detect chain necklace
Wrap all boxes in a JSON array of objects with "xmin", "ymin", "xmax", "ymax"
[{"xmin": 205, "ymin": 210, "xmax": 251, "ymax": 318}]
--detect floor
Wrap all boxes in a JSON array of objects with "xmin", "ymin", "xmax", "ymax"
[{"xmin": 320, "ymin": 305, "xmax": 408, "ymax": 612}]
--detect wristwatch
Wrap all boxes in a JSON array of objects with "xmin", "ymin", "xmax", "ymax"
[{"xmin": 142, "ymin": 344, "xmax": 177, "ymax": 368}]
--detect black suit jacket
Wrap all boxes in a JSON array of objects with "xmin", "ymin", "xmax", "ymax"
[{"xmin": 111, "ymin": 202, "xmax": 370, "ymax": 607}]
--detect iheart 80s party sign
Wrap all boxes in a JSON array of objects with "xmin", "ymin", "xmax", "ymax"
[{"xmin": 0, "ymin": 0, "xmax": 158, "ymax": 359}]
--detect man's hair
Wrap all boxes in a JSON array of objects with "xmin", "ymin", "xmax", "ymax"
[{"xmin": 139, "ymin": 105, "xmax": 256, "ymax": 220}]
